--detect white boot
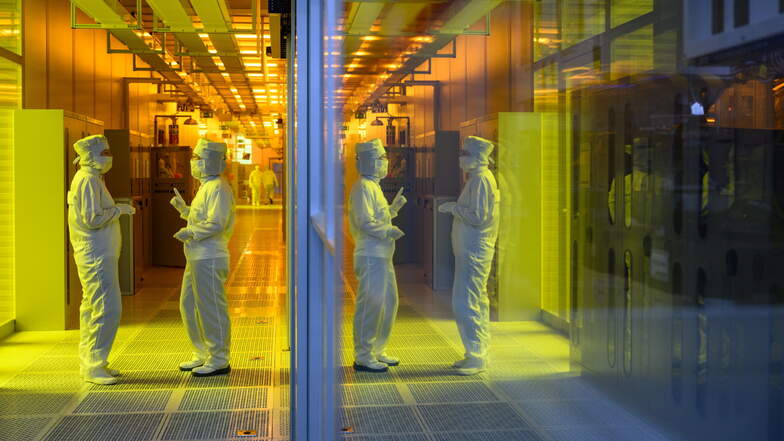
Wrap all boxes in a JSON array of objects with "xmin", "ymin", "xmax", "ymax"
[
  {"xmin": 353, "ymin": 359, "xmax": 389, "ymax": 373},
  {"xmin": 452, "ymin": 358, "xmax": 470, "ymax": 369},
  {"xmin": 178, "ymin": 359, "xmax": 205, "ymax": 371},
  {"xmin": 84, "ymin": 367, "xmax": 118, "ymax": 385},
  {"xmin": 192, "ymin": 364, "xmax": 231, "ymax": 377},
  {"xmin": 376, "ymin": 353, "xmax": 400, "ymax": 366},
  {"xmin": 454, "ymin": 357, "xmax": 487, "ymax": 376}
]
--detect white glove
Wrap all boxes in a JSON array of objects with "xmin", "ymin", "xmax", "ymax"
[
  {"xmin": 170, "ymin": 195, "xmax": 187, "ymax": 213},
  {"xmin": 390, "ymin": 194, "xmax": 407, "ymax": 213},
  {"xmin": 117, "ymin": 204, "xmax": 136, "ymax": 216},
  {"xmin": 173, "ymin": 227, "xmax": 194, "ymax": 243},
  {"xmin": 386, "ymin": 226, "xmax": 405, "ymax": 240},
  {"xmin": 438, "ymin": 202, "xmax": 456, "ymax": 214}
]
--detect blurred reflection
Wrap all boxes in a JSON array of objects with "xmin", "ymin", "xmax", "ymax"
[{"xmin": 337, "ymin": 1, "xmax": 784, "ymax": 440}]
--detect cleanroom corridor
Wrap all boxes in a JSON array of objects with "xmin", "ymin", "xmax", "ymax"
[{"xmin": 0, "ymin": 208, "xmax": 290, "ymax": 441}]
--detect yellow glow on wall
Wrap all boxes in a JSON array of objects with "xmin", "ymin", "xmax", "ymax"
[{"xmin": 611, "ymin": 25, "xmax": 654, "ymax": 80}]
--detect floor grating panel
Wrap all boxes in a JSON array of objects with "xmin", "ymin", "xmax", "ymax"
[
  {"xmin": 340, "ymin": 435, "xmax": 430, "ymax": 441},
  {"xmin": 341, "ymin": 384, "xmax": 405, "ymax": 406},
  {"xmin": 42, "ymin": 413, "xmax": 164, "ymax": 441},
  {"xmin": 74, "ymin": 390, "xmax": 172, "ymax": 413},
  {"xmin": 160, "ymin": 410, "xmax": 269, "ymax": 440},
  {"xmin": 0, "ymin": 393, "xmax": 75, "ymax": 415},
  {"xmin": 407, "ymin": 382, "xmax": 499, "ymax": 404},
  {"xmin": 179, "ymin": 387, "xmax": 270, "ymax": 411},
  {"xmin": 391, "ymin": 365, "xmax": 488, "ymax": 383},
  {"xmin": 0, "ymin": 416, "xmax": 53, "ymax": 441},
  {"xmin": 3, "ymin": 372, "xmax": 84, "ymax": 391},
  {"xmin": 24, "ymin": 357, "xmax": 80, "ymax": 373},
  {"xmin": 339, "ymin": 406, "xmax": 424, "ymax": 434},
  {"xmin": 417, "ymin": 403, "xmax": 531, "ymax": 432},
  {"xmin": 86, "ymin": 370, "xmax": 186, "ymax": 391},
  {"xmin": 431, "ymin": 431, "xmax": 544, "ymax": 441}
]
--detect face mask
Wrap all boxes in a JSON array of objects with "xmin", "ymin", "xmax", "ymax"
[
  {"xmin": 459, "ymin": 156, "xmax": 477, "ymax": 172},
  {"xmin": 191, "ymin": 159, "xmax": 206, "ymax": 179},
  {"xmin": 376, "ymin": 158, "xmax": 389, "ymax": 178},
  {"xmin": 95, "ymin": 156, "xmax": 113, "ymax": 174}
]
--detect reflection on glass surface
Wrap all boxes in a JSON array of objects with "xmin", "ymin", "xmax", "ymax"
[
  {"xmin": 336, "ymin": 1, "xmax": 784, "ymax": 440},
  {"xmin": 0, "ymin": 0, "xmax": 21, "ymax": 327}
]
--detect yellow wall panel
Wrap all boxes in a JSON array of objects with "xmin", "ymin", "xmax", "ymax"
[{"xmin": 13, "ymin": 110, "xmax": 67, "ymax": 330}]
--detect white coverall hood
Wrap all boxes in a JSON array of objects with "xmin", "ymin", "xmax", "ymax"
[
  {"xmin": 356, "ymin": 139, "xmax": 388, "ymax": 179},
  {"xmin": 74, "ymin": 135, "xmax": 113, "ymax": 174},
  {"xmin": 459, "ymin": 136, "xmax": 494, "ymax": 172},
  {"xmin": 192, "ymin": 138, "xmax": 228, "ymax": 180}
]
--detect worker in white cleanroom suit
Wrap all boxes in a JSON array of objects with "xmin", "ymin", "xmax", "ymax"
[
  {"xmin": 68, "ymin": 134, "xmax": 136, "ymax": 385},
  {"xmin": 260, "ymin": 167, "xmax": 278, "ymax": 205},
  {"xmin": 439, "ymin": 136, "xmax": 500, "ymax": 376},
  {"xmin": 170, "ymin": 138, "xmax": 235, "ymax": 377},
  {"xmin": 248, "ymin": 165, "xmax": 263, "ymax": 206},
  {"xmin": 349, "ymin": 139, "xmax": 407, "ymax": 372}
]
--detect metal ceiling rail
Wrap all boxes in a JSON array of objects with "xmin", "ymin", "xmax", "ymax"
[
  {"xmin": 189, "ymin": 0, "xmax": 259, "ymax": 114},
  {"xmin": 71, "ymin": 0, "xmax": 208, "ymax": 107},
  {"xmin": 344, "ymin": 2, "xmax": 385, "ymax": 55},
  {"xmin": 145, "ymin": 0, "xmax": 248, "ymax": 114},
  {"xmin": 360, "ymin": 0, "xmax": 502, "ymax": 109}
]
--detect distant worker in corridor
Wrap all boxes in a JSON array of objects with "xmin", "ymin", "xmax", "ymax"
[
  {"xmin": 349, "ymin": 139, "xmax": 407, "ymax": 373},
  {"xmin": 261, "ymin": 166, "xmax": 278, "ymax": 205},
  {"xmin": 170, "ymin": 138, "xmax": 236, "ymax": 377},
  {"xmin": 68, "ymin": 135, "xmax": 136, "ymax": 385},
  {"xmin": 439, "ymin": 136, "xmax": 500, "ymax": 376},
  {"xmin": 248, "ymin": 165, "xmax": 263, "ymax": 206}
]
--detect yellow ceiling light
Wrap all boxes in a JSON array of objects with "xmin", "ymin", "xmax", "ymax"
[
  {"xmin": 413, "ymin": 36, "xmax": 434, "ymax": 43},
  {"xmin": 247, "ymin": 73, "xmax": 264, "ymax": 77},
  {"xmin": 360, "ymin": 35, "xmax": 380, "ymax": 41},
  {"xmin": 267, "ymin": 63, "xmax": 278, "ymax": 67},
  {"xmin": 244, "ymin": 63, "xmax": 262, "ymax": 67},
  {"xmin": 267, "ymin": 73, "xmax": 279, "ymax": 77},
  {"xmin": 263, "ymin": 122, "xmax": 273, "ymax": 127},
  {"xmin": 353, "ymin": 51, "xmax": 369, "ymax": 56},
  {"xmin": 240, "ymin": 50, "xmax": 258, "ymax": 54},
  {"xmin": 198, "ymin": 33, "xmax": 209, "ymax": 38},
  {"xmin": 236, "ymin": 34, "xmax": 258, "ymax": 39}
]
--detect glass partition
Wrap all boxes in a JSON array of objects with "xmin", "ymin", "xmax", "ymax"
[{"xmin": 333, "ymin": 1, "xmax": 784, "ymax": 440}]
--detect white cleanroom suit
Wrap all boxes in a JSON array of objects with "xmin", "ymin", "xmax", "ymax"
[
  {"xmin": 68, "ymin": 134, "xmax": 136, "ymax": 385},
  {"xmin": 261, "ymin": 167, "xmax": 278, "ymax": 204},
  {"xmin": 349, "ymin": 138, "xmax": 407, "ymax": 372},
  {"xmin": 439, "ymin": 136, "xmax": 500, "ymax": 375},
  {"xmin": 248, "ymin": 165, "xmax": 263, "ymax": 206},
  {"xmin": 170, "ymin": 138, "xmax": 235, "ymax": 377}
]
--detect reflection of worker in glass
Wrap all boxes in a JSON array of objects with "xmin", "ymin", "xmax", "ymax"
[
  {"xmin": 248, "ymin": 165, "xmax": 263, "ymax": 206},
  {"xmin": 158, "ymin": 156, "xmax": 175, "ymax": 178},
  {"xmin": 439, "ymin": 136, "xmax": 500, "ymax": 376},
  {"xmin": 68, "ymin": 135, "xmax": 136, "ymax": 385},
  {"xmin": 349, "ymin": 139, "xmax": 407, "ymax": 373},
  {"xmin": 389, "ymin": 156, "xmax": 408, "ymax": 178},
  {"xmin": 608, "ymin": 139, "xmax": 650, "ymax": 227},
  {"xmin": 260, "ymin": 166, "xmax": 279, "ymax": 205},
  {"xmin": 170, "ymin": 138, "xmax": 236, "ymax": 377}
]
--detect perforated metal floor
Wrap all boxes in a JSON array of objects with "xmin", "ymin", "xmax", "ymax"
[
  {"xmin": 1, "ymin": 209, "xmax": 290, "ymax": 441},
  {"xmin": 339, "ymin": 240, "xmax": 675, "ymax": 441}
]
